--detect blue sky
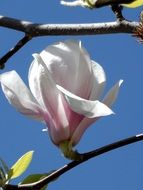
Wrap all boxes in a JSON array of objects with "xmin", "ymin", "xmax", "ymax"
[{"xmin": 0, "ymin": 0, "xmax": 143, "ymax": 189}]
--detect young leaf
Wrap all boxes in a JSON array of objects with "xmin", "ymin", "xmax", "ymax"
[
  {"xmin": 20, "ymin": 173, "xmax": 49, "ymax": 190},
  {"xmin": 8, "ymin": 151, "xmax": 34, "ymax": 180}
]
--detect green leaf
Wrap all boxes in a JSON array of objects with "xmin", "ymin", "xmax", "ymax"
[
  {"xmin": 20, "ymin": 173, "xmax": 49, "ymax": 190},
  {"xmin": 8, "ymin": 151, "xmax": 34, "ymax": 180},
  {"xmin": 21, "ymin": 173, "xmax": 48, "ymax": 184}
]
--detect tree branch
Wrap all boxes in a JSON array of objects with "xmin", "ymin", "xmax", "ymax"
[
  {"xmin": 0, "ymin": 15, "xmax": 139, "ymax": 68},
  {"xmin": 0, "ymin": 34, "xmax": 32, "ymax": 69},
  {"xmin": 4, "ymin": 133, "xmax": 143, "ymax": 190},
  {"xmin": 0, "ymin": 15, "xmax": 139, "ymax": 36}
]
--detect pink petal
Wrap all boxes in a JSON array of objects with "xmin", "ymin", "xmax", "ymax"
[
  {"xmin": 31, "ymin": 54, "xmax": 70, "ymax": 140},
  {"xmin": 71, "ymin": 117, "xmax": 98, "ymax": 146},
  {"xmin": 71, "ymin": 80, "xmax": 123, "ymax": 146}
]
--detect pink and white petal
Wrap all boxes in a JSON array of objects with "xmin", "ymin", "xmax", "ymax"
[
  {"xmin": 40, "ymin": 40, "xmax": 92, "ymax": 99},
  {"xmin": 57, "ymin": 85, "xmax": 114, "ymax": 118},
  {"xmin": 103, "ymin": 80, "xmax": 123, "ymax": 107},
  {"xmin": 68, "ymin": 111, "xmax": 84, "ymax": 137},
  {"xmin": 43, "ymin": 112, "xmax": 70, "ymax": 145},
  {"xmin": 89, "ymin": 61, "xmax": 106, "ymax": 100},
  {"xmin": 0, "ymin": 71, "xmax": 43, "ymax": 120},
  {"xmin": 71, "ymin": 117, "xmax": 98, "ymax": 146},
  {"xmin": 32, "ymin": 54, "xmax": 70, "ymax": 133}
]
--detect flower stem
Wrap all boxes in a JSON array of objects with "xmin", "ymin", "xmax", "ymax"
[{"xmin": 59, "ymin": 140, "xmax": 83, "ymax": 161}]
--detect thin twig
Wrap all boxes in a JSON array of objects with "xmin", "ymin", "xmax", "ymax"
[
  {"xmin": 0, "ymin": 34, "xmax": 32, "ymax": 69},
  {"xmin": 4, "ymin": 133, "xmax": 143, "ymax": 190}
]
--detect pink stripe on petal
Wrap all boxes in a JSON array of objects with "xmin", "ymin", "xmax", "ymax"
[
  {"xmin": 71, "ymin": 117, "xmax": 99, "ymax": 146},
  {"xmin": 43, "ymin": 111, "xmax": 70, "ymax": 145}
]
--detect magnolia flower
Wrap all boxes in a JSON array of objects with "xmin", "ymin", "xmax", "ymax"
[{"xmin": 0, "ymin": 40, "xmax": 122, "ymax": 159}]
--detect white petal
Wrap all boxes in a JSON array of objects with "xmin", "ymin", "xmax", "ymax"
[
  {"xmin": 57, "ymin": 85, "xmax": 114, "ymax": 118},
  {"xmin": 61, "ymin": 0, "xmax": 87, "ymax": 7},
  {"xmin": 103, "ymin": 80, "xmax": 123, "ymax": 107},
  {"xmin": 0, "ymin": 71, "xmax": 43, "ymax": 120},
  {"xmin": 89, "ymin": 61, "xmax": 106, "ymax": 100},
  {"xmin": 40, "ymin": 40, "xmax": 92, "ymax": 99},
  {"xmin": 28, "ymin": 57, "xmax": 45, "ymax": 109}
]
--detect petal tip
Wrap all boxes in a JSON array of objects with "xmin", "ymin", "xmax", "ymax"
[
  {"xmin": 32, "ymin": 53, "xmax": 39, "ymax": 60},
  {"xmin": 106, "ymin": 108, "xmax": 115, "ymax": 116},
  {"xmin": 0, "ymin": 70, "xmax": 17, "ymax": 82},
  {"xmin": 119, "ymin": 79, "xmax": 124, "ymax": 86},
  {"xmin": 32, "ymin": 53, "xmax": 47, "ymax": 69},
  {"xmin": 112, "ymin": 111, "xmax": 115, "ymax": 115}
]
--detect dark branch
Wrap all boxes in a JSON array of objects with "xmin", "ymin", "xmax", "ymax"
[
  {"xmin": 0, "ymin": 15, "xmax": 139, "ymax": 68},
  {"xmin": 0, "ymin": 34, "xmax": 32, "ymax": 69},
  {"xmin": 0, "ymin": 15, "xmax": 139, "ymax": 36},
  {"xmin": 4, "ymin": 133, "xmax": 143, "ymax": 190}
]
